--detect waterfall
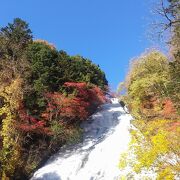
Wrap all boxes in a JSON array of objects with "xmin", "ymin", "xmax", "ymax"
[{"xmin": 31, "ymin": 98, "xmax": 132, "ymax": 180}]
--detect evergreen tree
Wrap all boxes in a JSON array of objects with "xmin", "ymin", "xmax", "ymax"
[{"xmin": 0, "ymin": 18, "xmax": 32, "ymax": 61}]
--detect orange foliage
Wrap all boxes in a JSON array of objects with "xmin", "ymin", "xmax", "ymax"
[
  {"xmin": 43, "ymin": 82, "xmax": 106, "ymax": 123},
  {"xmin": 64, "ymin": 82, "xmax": 106, "ymax": 107},
  {"xmin": 34, "ymin": 39, "xmax": 56, "ymax": 50},
  {"xmin": 141, "ymin": 96, "xmax": 178, "ymax": 119},
  {"xmin": 162, "ymin": 99, "xmax": 177, "ymax": 119},
  {"xmin": 43, "ymin": 92, "xmax": 89, "ymax": 122},
  {"xmin": 167, "ymin": 121, "xmax": 180, "ymax": 131},
  {"xmin": 17, "ymin": 82, "xmax": 106, "ymax": 135}
]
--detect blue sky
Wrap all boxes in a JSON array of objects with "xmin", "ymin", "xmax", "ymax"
[{"xmin": 0, "ymin": 0, "xmax": 156, "ymax": 90}]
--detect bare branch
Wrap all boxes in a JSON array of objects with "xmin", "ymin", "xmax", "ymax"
[{"xmin": 161, "ymin": 0, "xmax": 173, "ymax": 26}]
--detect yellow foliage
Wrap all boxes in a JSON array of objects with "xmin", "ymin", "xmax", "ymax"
[
  {"xmin": 119, "ymin": 119, "xmax": 179, "ymax": 178},
  {"xmin": 119, "ymin": 175, "xmax": 127, "ymax": 180},
  {"xmin": 151, "ymin": 131, "xmax": 169, "ymax": 153},
  {"xmin": 122, "ymin": 50, "xmax": 172, "ymax": 119},
  {"xmin": 0, "ymin": 77, "xmax": 23, "ymax": 178},
  {"xmin": 119, "ymin": 152, "xmax": 128, "ymax": 169},
  {"xmin": 157, "ymin": 167, "xmax": 175, "ymax": 180},
  {"xmin": 0, "ymin": 77, "xmax": 23, "ymax": 109},
  {"xmin": 2, "ymin": 171, "xmax": 10, "ymax": 180}
]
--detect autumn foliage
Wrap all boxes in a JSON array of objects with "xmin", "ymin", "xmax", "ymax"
[
  {"xmin": 118, "ymin": 7, "xmax": 180, "ymax": 177},
  {"xmin": 0, "ymin": 18, "xmax": 108, "ymax": 179},
  {"xmin": 119, "ymin": 50, "xmax": 179, "ymax": 178},
  {"xmin": 18, "ymin": 103, "xmax": 50, "ymax": 135},
  {"xmin": 42, "ymin": 82, "xmax": 106, "ymax": 123},
  {"xmin": 63, "ymin": 82, "xmax": 106, "ymax": 108},
  {"xmin": 17, "ymin": 82, "xmax": 106, "ymax": 136},
  {"xmin": 43, "ymin": 92, "xmax": 89, "ymax": 123},
  {"xmin": 161, "ymin": 98, "xmax": 177, "ymax": 119}
]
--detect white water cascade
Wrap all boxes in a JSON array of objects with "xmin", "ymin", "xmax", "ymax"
[{"xmin": 31, "ymin": 98, "xmax": 132, "ymax": 180}]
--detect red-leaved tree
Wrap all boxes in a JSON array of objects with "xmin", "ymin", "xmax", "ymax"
[
  {"xmin": 64, "ymin": 82, "xmax": 106, "ymax": 110},
  {"xmin": 43, "ymin": 82, "xmax": 106, "ymax": 123},
  {"xmin": 18, "ymin": 103, "xmax": 51, "ymax": 135},
  {"xmin": 17, "ymin": 82, "xmax": 106, "ymax": 134},
  {"xmin": 42, "ymin": 92, "xmax": 89, "ymax": 123}
]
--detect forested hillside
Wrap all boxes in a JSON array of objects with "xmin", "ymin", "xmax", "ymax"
[
  {"xmin": 119, "ymin": 0, "xmax": 180, "ymax": 178},
  {"xmin": 0, "ymin": 18, "xmax": 108, "ymax": 179},
  {"xmin": 0, "ymin": 0, "xmax": 179, "ymax": 179}
]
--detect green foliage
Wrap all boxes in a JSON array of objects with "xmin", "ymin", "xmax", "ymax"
[
  {"xmin": 50, "ymin": 121, "xmax": 66, "ymax": 141},
  {"xmin": 26, "ymin": 42, "xmax": 107, "ymax": 94},
  {"xmin": 54, "ymin": 53, "xmax": 108, "ymax": 91},
  {"xmin": 24, "ymin": 41, "xmax": 108, "ymax": 114},
  {"xmin": 122, "ymin": 50, "xmax": 170, "ymax": 119},
  {"xmin": 24, "ymin": 41, "xmax": 59, "ymax": 112},
  {"xmin": 66, "ymin": 55, "xmax": 108, "ymax": 89},
  {"xmin": 50, "ymin": 121, "xmax": 82, "ymax": 146},
  {"xmin": 0, "ymin": 18, "xmax": 108, "ymax": 179},
  {"xmin": 0, "ymin": 18, "xmax": 32, "ymax": 61},
  {"xmin": 27, "ymin": 41, "xmax": 59, "ymax": 92},
  {"xmin": 65, "ymin": 125, "xmax": 83, "ymax": 144},
  {"xmin": 169, "ymin": 57, "xmax": 180, "ymax": 113}
]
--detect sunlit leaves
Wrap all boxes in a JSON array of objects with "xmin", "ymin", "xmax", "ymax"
[
  {"xmin": 119, "ymin": 119, "xmax": 179, "ymax": 178},
  {"xmin": 43, "ymin": 82, "xmax": 106, "ymax": 124},
  {"xmin": 0, "ymin": 78, "xmax": 23, "ymax": 177},
  {"xmin": 0, "ymin": 18, "xmax": 108, "ymax": 179},
  {"xmin": 121, "ymin": 50, "xmax": 178, "ymax": 119}
]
